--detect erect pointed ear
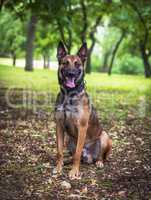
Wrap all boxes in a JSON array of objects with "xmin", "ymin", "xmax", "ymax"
[
  {"xmin": 77, "ymin": 42, "xmax": 87, "ymax": 63},
  {"xmin": 57, "ymin": 41, "xmax": 67, "ymax": 63}
]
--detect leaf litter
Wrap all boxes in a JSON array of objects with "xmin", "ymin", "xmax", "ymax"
[{"xmin": 0, "ymin": 89, "xmax": 151, "ymax": 200}]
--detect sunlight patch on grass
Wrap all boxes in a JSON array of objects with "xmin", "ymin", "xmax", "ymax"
[{"xmin": 0, "ymin": 65, "xmax": 150, "ymax": 94}]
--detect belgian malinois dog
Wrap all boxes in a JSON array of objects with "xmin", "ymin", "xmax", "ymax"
[{"xmin": 54, "ymin": 42, "xmax": 112, "ymax": 179}]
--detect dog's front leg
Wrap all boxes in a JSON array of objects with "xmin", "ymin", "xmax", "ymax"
[
  {"xmin": 53, "ymin": 123, "xmax": 64, "ymax": 174},
  {"xmin": 69, "ymin": 125, "xmax": 87, "ymax": 179}
]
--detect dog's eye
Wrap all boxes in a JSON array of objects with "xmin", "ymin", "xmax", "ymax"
[
  {"xmin": 62, "ymin": 61, "xmax": 69, "ymax": 66},
  {"xmin": 74, "ymin": 61, "xmax": 81, "ymax": 68}
]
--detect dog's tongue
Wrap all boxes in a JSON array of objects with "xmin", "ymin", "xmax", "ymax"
[{"xmin": 66, "ymin": 78, "xmax": 75, "ymax": 88}]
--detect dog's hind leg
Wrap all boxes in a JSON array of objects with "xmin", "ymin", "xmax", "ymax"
[{"xmin": 95, "ymin": 131, "xmax": 112, "ymax": 168}]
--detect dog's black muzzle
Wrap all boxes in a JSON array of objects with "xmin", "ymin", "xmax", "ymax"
[
  {"xmin": 61, "ymin": 68, "xmax": 81, "ymax": 79},
  {"xmin": 60, "ymin": 68, "xmax": 81, "ymax": 88}
]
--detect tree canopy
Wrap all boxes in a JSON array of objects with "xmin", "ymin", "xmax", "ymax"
[{"xmin": 0, "ymin": 0, "xmax": 151, "ymax": 77}]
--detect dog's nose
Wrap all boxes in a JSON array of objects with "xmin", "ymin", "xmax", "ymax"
[{"xmin": 67, "ymin": 71, "xmax": 75, "ymax": 77}]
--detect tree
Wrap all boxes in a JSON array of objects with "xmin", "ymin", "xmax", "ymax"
[
  {"xmin": 35, "ymin": 21, "xmax": 59, "ymax": 69},
  {"xmin": 86, "ymin": 16, "xmax": 101, "ymax": 73},
  {"xmin": 79, "ymin": 0, "xmax": 102, "ymax": 73},
  {"xmin": 116, "ymin": 0, "xmax": 151, "ymax": 77},
  {"xmin": 108, "ymin": 29, "xmax": 125, "ymax": 75},
  {"xmin": 0, "ymin": 10, "xmax": 25, "ymax": 66},
  {"xmin": 52, "ymin": 0, "xmax": 103, "ymax": 73},
  {"xmin": 129, "ymin": 1, "xmax": 151, "ymax": 77},
  {"xmin": 56, "ymin": 0, "xmax": 73, "ymax": 53},
  {"xmin": 25, "ymin": 14, "xmax": 37, "ymax": 71},
  {"xmin": 104, "ymin": 3, "xmax": 129, "ymax": 75},
  {"xmin": 4, "ymin": 0, "xmax": 67, "ymax": 71},
  {"xmin": 98, "ymin": 14, "xmax": 126, "ymax": 74},
  {"xmin": 100, "ymin": 50, "xmax": 111, "ymax": 72}
]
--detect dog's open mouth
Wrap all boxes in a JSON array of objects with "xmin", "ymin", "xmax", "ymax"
[{"xmin": 65, "ymin": 77, "xmax": 76, "ymax": 88}]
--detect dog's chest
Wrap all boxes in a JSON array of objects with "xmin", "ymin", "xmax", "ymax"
[{"xmin": 56, "ymin": 95, "xmax": 83, "ymax": 123}]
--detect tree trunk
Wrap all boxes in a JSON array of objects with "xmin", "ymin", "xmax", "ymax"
[
  {"xmin": 66, "ymin": 26, "xmax": 72, "ymax": 54},
  {"xmin": 130, "ymin": 3, "xmax": 151, "ymax": 78},
  {"xmin": 108, "ymin": 30, "xmax": 125, "ymax": 75},
  {"xmin": 57, "ymin": 20, "xmax": 66, "ymax": 45},
  {"xmin": 80, "ymin": 0, "xmax": 87, "ymax": 43},
  {"xmin": 25, "ymin": 14, "xmax": 37, "ymax": 71},
  {"xmin": 47, "ymin": 55, "xmax": 50, "ymax": 69},
  {"xmin": 43, "ymin": 55, "xmax": 47, "ymax": 69},
  {"xmin": 86, "ymin": 52, "xmax": 92, "ymax": 74},
  {"xmin": 86, "ymin": 16, "xmax": 101, "ymax": 73},
  {"xmin": 86, "ymin": 36, "xmax": 95, "ymax": 73},
  {"xmin": 57, "ymin": 19, "xmax": 72, "ymax": 53},
  {"xmin": 0, "ymin": 0, "xmax": 4, "ymax": 10},
  {"xmin": 12, "ymin": 52, "xmax": 16, "ymax": 66},
  {"xmin": 66, "ymin": 2, "xmax": 72, "ymax": 53},
  {"xmin": 43, "ymin": 54, "xmax": 50, "ymax": 69},
  {"xmin": 100, "ymin": 50, "xmax": 110, "ymax": 72},
  {"xmin": 140, "ymin": 42, "xmax": 151, "ymax": 78}
]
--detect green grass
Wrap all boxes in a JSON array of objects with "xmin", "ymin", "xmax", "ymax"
[
  {"xmin": 0, "ymin": 65, "xmax": 58, "ymax": 92},
  {"xmin": 0, "ymin": 64, "xmax": 150, "ymax": 93},
  {"xmin": 86, "ymin": 73, "xmax": 151, "ymax": 93},
  {"xmin": 0, "ymin": 64, "xmax": 151, "ymax": 119}
]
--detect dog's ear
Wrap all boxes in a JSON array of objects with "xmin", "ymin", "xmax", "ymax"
[
  {"xmin": 77, "ymin": 42, "xmax": 87, "ymax": 64},
  {"xmin": 57, "ymin": 41, "xmax": 67, "ymax": 63}
]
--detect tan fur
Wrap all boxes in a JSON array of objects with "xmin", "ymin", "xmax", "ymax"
[{"xmin": 54, "ymin": 43, "xmax": 112, "ymax": 179}]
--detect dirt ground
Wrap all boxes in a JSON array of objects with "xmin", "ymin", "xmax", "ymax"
[{"xmin": 0, "ymin": 89, "xmax": 151, "ymax": 200}]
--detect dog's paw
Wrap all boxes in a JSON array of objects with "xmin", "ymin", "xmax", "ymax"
[
  {"xmin": 68, "ymin": 167, "xmax": 81, "ymax": 180},
  {"xmin": 52, "ymin": 164, "xmax": 63, "ymax": 175},
  {"xmin": 95, "ymin": 160, "xmax": 104, "ymax": 168}
]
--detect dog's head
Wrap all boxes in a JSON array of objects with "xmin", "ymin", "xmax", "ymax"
[{"xmin": 57, "ymin": 42, "xmax": 87, "ymax": 89}]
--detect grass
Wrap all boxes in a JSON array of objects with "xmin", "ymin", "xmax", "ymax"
[
  {"xmin": 0, "ymin": 65, "xmax": 58, "ymax": 92},
  {"xmin": 1, "ymin": 66, "xmax": 151, "ymax": 199},
  {"xmin": 0, "ymin": 64, "xmax": 151, "ymax": 92},
  {"xmin": 0, "ymin": 64, "xmax": 151, "ymax": 119}
]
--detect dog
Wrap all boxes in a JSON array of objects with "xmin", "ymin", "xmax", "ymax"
[{"xmin": 54, "ymin": 41, "xmax": 112, "ymax": 179}]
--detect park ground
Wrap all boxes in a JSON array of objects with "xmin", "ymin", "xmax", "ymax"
[
  {"xmin": 0, "ymin": 65, "xmax": 151, "ymax": 199},
  {"xmin": 0, "ymin": 57, "xmax": 58, "ymax": 70}
]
